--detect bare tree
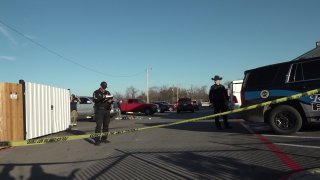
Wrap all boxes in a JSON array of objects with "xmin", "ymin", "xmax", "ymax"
[
  {"xmin": 121, "ymin": 85, "xmax": 209, "ymax": 103},
  {"xmin": 113, "ymin": 92, "xmax": 125, "ymax": 101},
  {"xmin": 126, "ymin": 86, "xmax": 139, "ymax": 98},
  {"xmin": 137, "ymin": 91, "xmax": 147, "ymax": 101},
  {"xmin": 149, "ymin": 86, "xmax": 160, "ymax": 102},
  {"xmin": 224, "ymin": 80, "xmax": 232, "ymax": 87}
]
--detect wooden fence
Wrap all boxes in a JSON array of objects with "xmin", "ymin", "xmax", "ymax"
[{"xmin": 0, "ymin": 83, "xmax": 24, "ymax": 141}]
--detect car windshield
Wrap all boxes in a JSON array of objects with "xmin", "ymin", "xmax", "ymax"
[
  {"xmin": 138, "ymin": 100, "xmax": 145, "ymax": 104},
  {"xmin": 112, "ymin": 102, "xmax": 119, "ymax": 108},
  {"xmin": 179, "ymin": 99, "xmax": 191, "ymax": 103}
]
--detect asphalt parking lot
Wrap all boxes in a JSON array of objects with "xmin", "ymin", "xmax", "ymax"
[{"xmin": 0, "ymin": 107, "xmax": 320, "ymax": 180}]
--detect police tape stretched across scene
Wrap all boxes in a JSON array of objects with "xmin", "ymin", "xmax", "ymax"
[{"xmin": 1, "ymin": 88, "xmax": 320, "ymax": 148}]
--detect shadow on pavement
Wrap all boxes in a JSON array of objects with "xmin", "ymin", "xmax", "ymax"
[
  {"xmin": 0, "ymin": 147, "xmax": 285, "ymax": 179},
  {"xmin": 0, "ymin": 165, "xmax": 14, "ymax": 180},
  {"xmin": 75, "ymin": 148, "xmax": 284, "ymax": 180},
  {"xmin": 300, "ymin": 123, "xmax": 320, "ymax": 132},
  {"xmin": 0, "ymin": 164, "xmax": 78, "ymax": 180},
  {"xmin": 136, "ymin": 121, "xmax": 250, "ymax": 134}
]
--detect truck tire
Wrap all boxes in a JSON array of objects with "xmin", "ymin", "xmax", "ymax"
[
  {"xmin": 121, "ymin": 111, "xmax": 126, "ymax": 115},
  {"xmin": 269, "ymin": 105, "xmax": 302, "ymax": 135},
  {"xmin": 145, "ymin": 108, "xmax": 152, "ymax": 115}
]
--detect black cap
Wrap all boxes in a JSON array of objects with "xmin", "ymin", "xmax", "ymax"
[{"xmin": 100, "ymin": 81, "xmax": 108, "ymax": 89}]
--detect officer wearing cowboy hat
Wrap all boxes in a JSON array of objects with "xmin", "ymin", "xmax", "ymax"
[{"xmin": 209, "ymin": 75, "xmax": 231, "ymax": 129}]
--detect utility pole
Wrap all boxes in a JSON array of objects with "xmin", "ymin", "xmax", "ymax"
[
  {"xmin": 146, "ymin": 68, "xmax": 152, "ymax": 103},
  {"xmin": 146, "ymin": 68, "xmax": 149, "ymax": 103},
  {"xmin": 172, "ymin": 87, "xmax": 175, "ymax": 103},
  {"xmin": 177, "ymin": 87, "xmax": 179, "ymax": 102}
]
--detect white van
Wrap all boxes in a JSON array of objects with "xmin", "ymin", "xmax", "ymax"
[{"xmin": 229, "ymin": 80, "xmax": 243, "ymax": 109}]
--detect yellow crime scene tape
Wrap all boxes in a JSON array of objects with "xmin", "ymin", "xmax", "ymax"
[{"xmin": 1, "ymin": 88, "xmax": 320, "ymax": 148}]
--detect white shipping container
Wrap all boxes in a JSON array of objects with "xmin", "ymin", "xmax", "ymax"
[{"xmin": 25, "ymin": 82, "xmax": 70, "ymax": 139}]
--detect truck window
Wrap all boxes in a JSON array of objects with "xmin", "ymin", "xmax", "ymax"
[
  {"xmin": 128, "ymin": 99, "xmax": 134, "ymax": 104},
  {"xmin": 288, "ymin": 64, "xmax": 297, "ymax": 82},
  {"xmin": 302, "ymin": 60, "xmax": 320, "ymax": 80},
  {"xmin": 288, "ymin": 63, "xmax": 303, "ymax": 82},
  {"xmin": 133, "ymin": 99, "xmax": 139, "ymax": 103},
  {"xmin": 138, "ymin": 99, "xmax": 145, "ymax": 104},
  {"xmin": 295, "ymin": 63, "xmax": 303, "ymax": 81},
  {"xmin": 80, "ymin": 98, "xmax": 89, "ymax": 104},
  {"xmin": 245, "ymin": 67, "xmax": 278, "ymax": 87}
]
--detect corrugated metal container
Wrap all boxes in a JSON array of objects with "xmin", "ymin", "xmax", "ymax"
[{"xmin": 25, "ymin": 82, "xmax": 70, "ymax": 139}]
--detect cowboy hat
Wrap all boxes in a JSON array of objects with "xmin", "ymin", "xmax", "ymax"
[{"xmin": 211, "ymin": 75, "xmax": 223, "ymax": 81}]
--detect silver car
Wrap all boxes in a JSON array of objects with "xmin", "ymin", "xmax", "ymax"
[
  {"xmin": 77, "ymin": 96, "xmax": 120, "ymax": 120},
  {"xmin": 77, "ymin": 96, "xmax": 95, "ymax": 119},
  {"xmin": 110, "ymin": 101, "xmax": 121, "ymax": 118}
]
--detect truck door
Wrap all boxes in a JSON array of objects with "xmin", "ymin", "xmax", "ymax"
[{"xmin": 127, "ymin": 99, "xmax": 139, "ymax": 112}]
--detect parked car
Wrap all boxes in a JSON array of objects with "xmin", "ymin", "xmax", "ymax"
[
  {"xmin": 201, "ymin": 101, "xmax": 211, "ymax": 107},
  {"xmin": 192, "ymin": 100, "xmax": 200, "ymax": 111},
  {"xmin": 153, "ymin": 102, "xmax": 170, "ymax": 113},
  {"xmin": 241, "ymin": 45, "xmax": 320, "ymax": 135},
  {"xmin": 177, "ymin": 98, "xmax": 194, "ymax": 114},
  {"xmin": 120, "ymin": 98, "xmax": 158, "ymax": 115},
  {"xmin": 110, "ymin": 101, "xmax": 121, "ymax": 118},
  {"xmin": 78, "ymin": 96, "xmax": 120, "ymax": 120},
  {"xmin": 78, "ymin": 96, "xmax": 95, "ymax": 119},
  {"xmin": 154, "ymin": 101, "xmax": 175, "ymax": 111},
  {"xmin": 168, "ymin": 104, "xmax": 175, "ymax": 111}
]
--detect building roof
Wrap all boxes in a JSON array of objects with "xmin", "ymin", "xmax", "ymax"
[{"xmin": 293, "ymin": 42, "xmax": 320, "ymax": 60}]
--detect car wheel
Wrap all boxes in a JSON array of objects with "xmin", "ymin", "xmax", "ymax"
[
  {"xmin": 121, "ymin": 111, "xmax": 126, "ymax": 115},
  {"xmin": 269, "ymin": 105, "xmax": 302, "ymax": 135},
  {"xmin": 145, "ymin": 108, "xmax": 152, "ymax": 115}
]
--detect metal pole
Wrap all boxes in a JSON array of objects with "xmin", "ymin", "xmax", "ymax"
[
  {"xmin": 172, "ymin": 87, "xmax": 174, "ymax": 103},
  {"xmin": 19, "ymin": 79, "xmax": 26, "ymax": 140},
  {"xmin": 177, "ymin": 87, "xmax": 179, "ymax": 102},
  {"xmin": 146, "ymin": 68, "xmax": 149, "ymax": 103}
]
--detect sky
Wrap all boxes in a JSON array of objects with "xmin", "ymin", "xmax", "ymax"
[{"xmin": 0, "ymin": 0, "xmax": 319, "ymax": 96}]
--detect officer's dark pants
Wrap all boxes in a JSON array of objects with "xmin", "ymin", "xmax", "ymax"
[
  {"xmin": 95, "ymin": 109, "xmax": 111, "ymax": 142},
  {"xmin": 214, "ymin": 104, "xmax": 229, "ymax": 128}
]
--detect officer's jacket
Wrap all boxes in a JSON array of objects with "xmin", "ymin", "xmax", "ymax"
[
  {"xmin": 209, "ymin": 84, "xmax": 228, "ymax": 104},
  {"xmin": 93, "ymin": 89, "xmax": 112, "ymax": 110}
]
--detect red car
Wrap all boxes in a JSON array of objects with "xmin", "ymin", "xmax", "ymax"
[{"xmin": 120, "ymin": 99, "xmax": 158, "ymax": 115}]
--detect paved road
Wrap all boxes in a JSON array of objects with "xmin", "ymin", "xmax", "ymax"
[{"xmin": 0, "ymin": 107, "xmax": 320, "ymax": 180}]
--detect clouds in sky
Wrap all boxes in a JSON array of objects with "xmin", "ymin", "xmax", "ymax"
[
  {"xmin": 0, "ymin": 56, "xmax": 15, "ymax": 61},
  {"xmin": 0, "ymin": 24, "xmax": 17, "ymax": 45}
]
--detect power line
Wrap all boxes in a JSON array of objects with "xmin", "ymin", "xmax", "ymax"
[{"xmin": 0, "ymin": 19, "xmax": 144, "ymax": 78}]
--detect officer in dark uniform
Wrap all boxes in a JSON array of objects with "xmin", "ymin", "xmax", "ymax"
[
  {"xmin": 209, "ymin": 75, "xmax": 231, "ymax": 129},
  {"xmin": 93, "ymin": 81, "xmax": 113, "ymax": 145}
]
